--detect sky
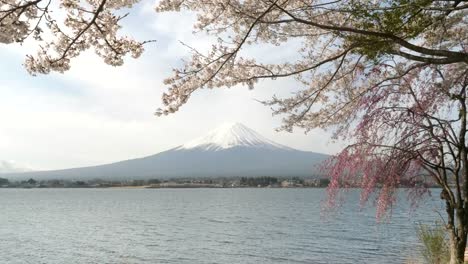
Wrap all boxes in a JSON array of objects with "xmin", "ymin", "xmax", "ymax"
[{"xmin": 0, "ymin": 1, "xmax": 343, "ymax": 170}]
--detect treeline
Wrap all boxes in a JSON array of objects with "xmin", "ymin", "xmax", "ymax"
[
  {"xmin": 239, "ymin": 177, "xmax": 332, "ymax": 187},
  {"xmin": 240, "ymin": 176, "xmax": 279, "ymax": 187},
  {"xmin": 0, "ymin": 176, "xmax": 332, "ymax": 188}
]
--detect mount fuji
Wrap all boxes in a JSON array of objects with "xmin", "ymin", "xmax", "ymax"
[{"xmin": 2, "ymin": 123, "xmax": 329, "ymax": 180}]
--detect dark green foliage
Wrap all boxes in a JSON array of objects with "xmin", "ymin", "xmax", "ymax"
[
  {"xmin": 346, "ymin": 0, "xmax": 435, "ymax": 60},
  {"xmin": 240, "ymin": 176, "xmax": 279, "ymax": 187},
  {"xmin": 0, "ymin": 178, "xmax": 9, "ymax": 185},
  {"xmin": 27, "ymin": 178, "xmax": 36, "ymax": 185},
  {"xmin": 148, "ymin": 179, "xmax": 161, "ymax": 184},
  {"xmin": 318, "ymin": 178, "xmax": 330, "ymax": 187}
]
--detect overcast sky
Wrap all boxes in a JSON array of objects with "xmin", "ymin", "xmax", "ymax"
[{"xmin": 0, "ymin": 2, "xmax": 343, "ymax": 170}]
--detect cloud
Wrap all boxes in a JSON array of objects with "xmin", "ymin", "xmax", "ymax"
[{"xmin": 0, "ymin": 160, "xmax": 32, "ymax": 173}]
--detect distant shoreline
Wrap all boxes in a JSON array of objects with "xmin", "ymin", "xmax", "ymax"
[
  {"xmin": 0, "ymin": 176, "xmax": 438, "ymax": 189},
  {"xmin": 0, "ymin": 186, "xmax": 328, "ymax": 189},
  {"xmin": 0, "ymin": 186, "xmax": 441, "ymax": 189},
  {"xmin": 0, "ymin": 177, "xmax": 333, "ymax": 189}
]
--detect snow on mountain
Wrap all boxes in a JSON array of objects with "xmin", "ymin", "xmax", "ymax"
[
  {"xmin": 179, "ymin": 122, "xmax": 292, "ymax": 151},
  {"xmin": 2, "ymin": 123, "xmax": 329, "ymax": 180}
]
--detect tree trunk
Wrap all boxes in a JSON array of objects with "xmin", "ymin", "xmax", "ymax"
[
  {"xmin": 449, "ymin": 234, "xmax": 466, "ymax": 264},
  {"xmin": 448, "ymin": 213, "xmax": 467, "ymax": 264}
]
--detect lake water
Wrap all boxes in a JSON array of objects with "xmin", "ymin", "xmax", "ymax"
[{"xmin": 0, "ymin": 188, "xmax": 444, "ymax": 263}]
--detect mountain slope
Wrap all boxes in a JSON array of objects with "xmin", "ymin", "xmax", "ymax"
[{"xmin": 3, "ymin": 123, "xmax": 328, "ymax": 180}]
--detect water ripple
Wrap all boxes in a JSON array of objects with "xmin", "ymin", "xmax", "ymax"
[{"xmin": 0, "ymin": 188, "xmax": 441, "ymax": 263}]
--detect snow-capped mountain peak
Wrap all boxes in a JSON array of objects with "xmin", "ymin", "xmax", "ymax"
[{"xmin": 178, "ymin": 122, "xmax": 293, "ymax": 151}]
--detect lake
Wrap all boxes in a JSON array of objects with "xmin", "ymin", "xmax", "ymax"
[{"xmin": 0, "ymin": 188, "xmax": 444, "ymax": 263}]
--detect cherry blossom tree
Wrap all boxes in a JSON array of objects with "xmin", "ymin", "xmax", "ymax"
[
  {"xmin": 0, "ymin": 0, "xmax": 150, "ymax": 74},
  {"xmin": 153, "ymin": 1, "xmax": 467, "ymax": 262}
]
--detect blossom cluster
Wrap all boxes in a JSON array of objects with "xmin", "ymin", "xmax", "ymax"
[{"xmin": 0, "ymin": 0, "xmax": 146, "ymax": 74}]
